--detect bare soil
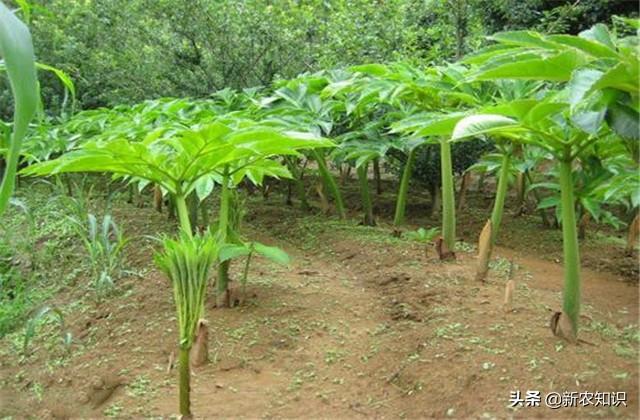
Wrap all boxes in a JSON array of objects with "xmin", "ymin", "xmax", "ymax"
[{"xmin": 0, "ymin": 184, "xmax": 638, "ymax": 419}]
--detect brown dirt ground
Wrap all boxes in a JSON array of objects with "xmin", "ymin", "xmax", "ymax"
[{"xmin": 0, "ymin": 180, "xmax": 638, "ymax": 419}]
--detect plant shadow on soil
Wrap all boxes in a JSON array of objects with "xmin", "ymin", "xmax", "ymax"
[{"xmin": 0, "ymin": 178, "xmax": 638, "ymax": 418}]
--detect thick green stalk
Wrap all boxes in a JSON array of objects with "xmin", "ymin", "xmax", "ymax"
[
  {"xmin": 559, "ymin": 159, "xmax": 581, "ymax": 334},
  {"xmin": 175, "ymin": 195, "xmax": 193, "ymax": 237},
  {"xmin": 394, "ymin": 148, "xmax": 416, "ymax": 226},
  {"xmin": 178, "ymin": 346, "xmax": 191, "ymax": 417},
  {"xmin": 217, "ymin": 172, "xmax": 231, "ymax": 303},
  {"xmin": 357, "ymin": 162, "xmax": 374, "ymax": 226},
  {"xmin": 440, "ymin": 140, "xmax": 456, "ymax": 250},
  {"xmin": 312, "ymin": 149, "xmax": 346, "ymax": 219},
  {"xmin": 490, "ymin": 153, "xmax": 511, "ymax": 244},
  {"xmin": 187, "ymin": 192, "xmax": 198, "ymax": 233}
]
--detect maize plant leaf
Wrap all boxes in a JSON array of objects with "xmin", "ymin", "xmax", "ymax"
[
  {"xmin": 0, "ymin": 2, "xmax": 38, "ymax": 216},
  {"xmin": 22, "ymin": 306, "xmax": 67, "ymax": 355},
  {"xmin": 36, "ymin": 62, "xmax": 75, "ymax": 103}
]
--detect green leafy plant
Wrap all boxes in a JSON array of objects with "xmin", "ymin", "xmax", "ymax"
[
  {"xmin": 456, "ymin": 21, "xmax": 639, "ymax": 339},
  {"xmin": 24, "ymin": 116, "xmax": 332, "ymax": 416},
  {"xmin": 404, "ymin": 227, "xmax": 440, "ymax": 243},
  {"xmin": 219, "ymin": 241, "xmax": 290, "ymax": 301},
  {"xmin": 452, "ymin": 98, "xmax": 610, "ymax": 339}
]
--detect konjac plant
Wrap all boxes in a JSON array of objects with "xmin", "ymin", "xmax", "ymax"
[
  {"xmin": 451, "ymin": 97, "xmax": 622, "ymax": 341},
  {"xmin": 24, "ymin": 119, "xmax": 332, "ymax": 415},
  {"xmin": 455, "ymin": 21, "xmax": 639, "ymax": 340},
  {"xmin": 155, "ymin": 231, "xmax": 217, "ymax": 417}
]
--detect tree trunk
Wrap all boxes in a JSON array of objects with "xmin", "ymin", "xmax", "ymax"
[{"xmin": 453, "ymin": 0, "xmax": 467, "ymax": 60}]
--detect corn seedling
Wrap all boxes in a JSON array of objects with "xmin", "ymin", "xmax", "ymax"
[
  {"xmin": 83, "ymin": 214, "xmax": 128, "ymax": 300},
  {"xmin": 22, "ymin": 306, "xmax": 71, "ymax": 357}
]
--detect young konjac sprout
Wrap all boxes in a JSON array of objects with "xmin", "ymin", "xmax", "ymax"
[{"xmin": 155, "ymin": 232, "xmax": 218, "ymax": 418}]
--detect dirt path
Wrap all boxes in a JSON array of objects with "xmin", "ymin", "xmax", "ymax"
[
  {"xmin": 145, "ymin": 228, "xmax": 638, "ymax": 418},
  {"xmin": 497, "ymin": 246, "xmax": 639, "ymax": 324},
  {"xmin": 0, "ymin": 211, "xmax": 637, "ymax": 419}
]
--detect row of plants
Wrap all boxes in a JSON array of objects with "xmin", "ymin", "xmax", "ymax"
[{"xmin": 2, "ymin": 2, "xmax": 638, "ymax": 415}]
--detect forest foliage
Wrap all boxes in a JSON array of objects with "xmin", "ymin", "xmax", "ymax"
[{"xmin": 1, "ymin": 0, "xmax": 636, "ymax": 114}]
